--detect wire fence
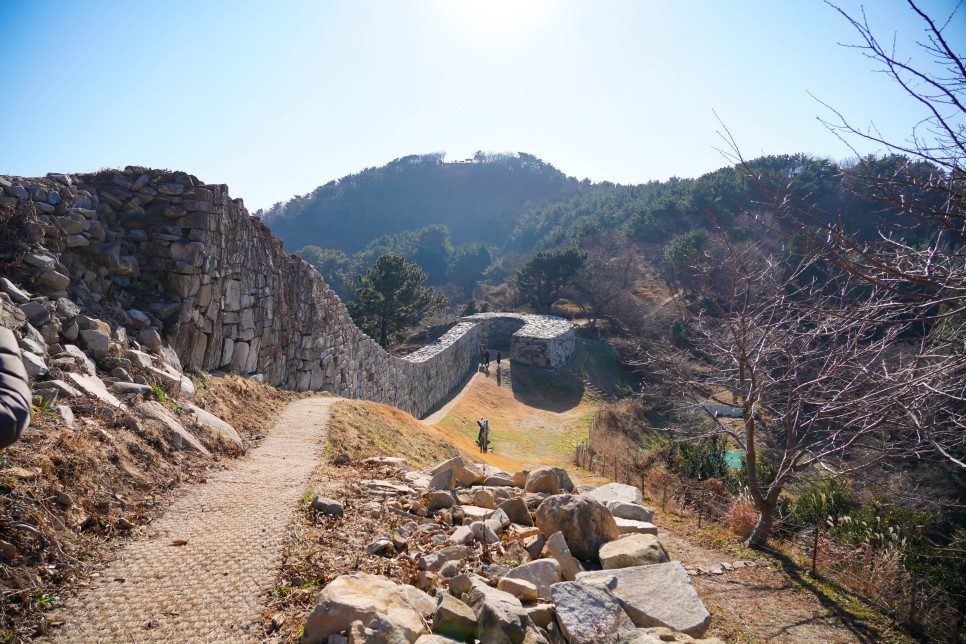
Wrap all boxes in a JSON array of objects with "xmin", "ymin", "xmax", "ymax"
[{"xmin": 574, "ymin": 415, "xmax": 965, "ymax": 643}]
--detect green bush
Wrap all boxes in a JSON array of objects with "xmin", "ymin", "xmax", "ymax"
[
  {"xmin": 790, "ymin": 478, "xmax": 857, "ymax": 530},
  {"xmin": 666, "ymin": 436, "xmax": 730, "ymax": 481}
]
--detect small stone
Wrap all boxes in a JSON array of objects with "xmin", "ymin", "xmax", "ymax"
[
  {"xmin": 138, "ymin": 328, "xmax": 162, "ymax": 352},
  {"xmin": 112, "ymin": 382, "xmax": 154, "ymax": 396},
  {"xmin": 424, "ymin": 490, "xmax": 455, "ymax": 512},
  {"xmin": 0, "ymin": 541, "xmax": 19, "ymax": 560},
  {"xmin": 433, "ymin": 593, "xmax": 476, "ymax": 641},
  {"xmin": 21, "ymin": 352, "xmax": 48, "ymax": 377},
  {"xmin": 310, "ymin": 496, "xmax": 344, "ymax": 517},
  {"xmin": 497, "ymin": 577, "xmax": 538, "ymax": 602},
  {"xmin": 38, "ymin": 269, "xmax": 70, "ymax": 291},
  {"xmin": 55, "ymin": 405, "xmax": 74, "ymax": 426},
  {"xmin": 365, "ymin": 539, "xmax": 395, "ymax": 557}
]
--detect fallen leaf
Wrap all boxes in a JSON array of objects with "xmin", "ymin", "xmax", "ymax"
[{"xmin": 170, "ymin": 540, "xmax": 188, "ymax": 546}]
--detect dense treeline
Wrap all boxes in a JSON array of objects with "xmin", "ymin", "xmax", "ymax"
[
  {"xmin": 260, "ymin": 151, "xmax": 582, "ymax": 253},
  {"xmin": 285, "ymin": 152, "xmax": 941, "ymax": 317}
]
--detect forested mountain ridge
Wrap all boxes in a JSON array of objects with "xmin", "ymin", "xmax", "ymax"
[{"xmin": 260, "ymin": 151, "xmax": 583, "ymax": 253}]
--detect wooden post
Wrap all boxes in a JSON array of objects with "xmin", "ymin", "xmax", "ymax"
[
  {"xmin": 909, "ymin": 570, "xmax": 919, "ymax": 630},
  {"xmin": 698, "ymin": 490, "xmax": 704, "ymax": 530},
  {"xmin": 811, "ymin": 524, "xmax": 820, "ymax": 576},
  {"xmin": 614, "ymin": 457, "xmax": 618, "ymax": 482},
  {"xmin": 661, "ymin": 477, "xmax": 668, "ymax": 511}
]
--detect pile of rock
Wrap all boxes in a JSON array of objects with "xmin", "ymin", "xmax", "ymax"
[
  {"xmin": 1, "ymin": 259, "xmax": 238, "ymax": 456},
  {"xmin": 301, "ymin": 457, "xmax": 718, "ymax": 643}
]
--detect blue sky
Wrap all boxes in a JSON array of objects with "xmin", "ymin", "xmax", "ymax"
[{"xmin": 1, "ymin": 1, "xmax": 962, "ymax": 212}]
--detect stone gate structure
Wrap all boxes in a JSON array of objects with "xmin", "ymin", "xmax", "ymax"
[{"xmin": 462, "ymin": 312, "xmax": 575, "ymax": 368}]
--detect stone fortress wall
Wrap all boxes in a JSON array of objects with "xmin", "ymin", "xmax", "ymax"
[
  {"xmin": 0, "ymin": 169, "xmax": 573, "ymax": 418},
  {"xmin": 462, "ymin": 312, "xmax": 576, "ymax": 369}
]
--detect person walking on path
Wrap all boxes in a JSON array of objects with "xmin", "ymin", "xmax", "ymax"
[
  {"xmin": 476, "ymin": 417, "xmax": 490, "ymax": 453},
  {"xmin": 479, "ymin": 344, "xmax": 487, "ymax": 367},
  {"xmin": 484, "ymin": 349, "xmax": 490, "ymax": 367},
  {"xmin": 0, "ymin": 303, "xmax": 31, "ymax": 448},
  {"xmin": 496, "ymin": 351, "xmax": 502, "ymax": 366}
]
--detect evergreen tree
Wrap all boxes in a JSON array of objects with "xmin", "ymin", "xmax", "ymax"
[
  {"xmin": 347, "ymin": 255, "xmax": 446, "ymax": 348},
  {"xmin": 516, "ymin": 247, "xmax": 587, "ymax": 313}
]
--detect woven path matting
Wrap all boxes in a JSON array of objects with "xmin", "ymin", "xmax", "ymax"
[{"xmin": 47, "ymin": 397, "xmax": 337, "ymax": 643}]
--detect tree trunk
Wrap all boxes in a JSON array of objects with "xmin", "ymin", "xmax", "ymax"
[{"xmin": 744, "ymin": 502, "xmax": 775, "ymax": 549}]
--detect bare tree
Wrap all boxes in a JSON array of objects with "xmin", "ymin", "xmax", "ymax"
[
  {"xmin": 710, "ymin": 0, "xmax": 966, "ymax": 472},
  {"xmin": 646, "ymin": 226, "xmax": 963, "ymax": 547}
]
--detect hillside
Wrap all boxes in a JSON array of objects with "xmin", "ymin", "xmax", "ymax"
[{"xmin": 261, "ymin": 152, "xmax": 583, "ymax": 254}]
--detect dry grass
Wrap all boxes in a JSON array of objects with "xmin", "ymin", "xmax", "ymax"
[
  {"xmin": 327, "ymin": 400, "xmax": 467, "ymax": 470},
  {"xmin": 728, "ymin": 498, "xmax": 759, "ymax": 539}
]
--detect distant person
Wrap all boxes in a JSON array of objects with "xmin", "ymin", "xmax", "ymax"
[
  {"xmin": 0, "ymin": 303, "xmax": 31, "ymax": 448},
  {"xmin": 476, "ymin": 417, "xmax": 489, "ymax": 453},
  {"xmin": 479, "ymin": 344, "xmax": 486, "ymax": 367},
  {"xmin": 484, "ymin": 349, "xmax": 490, "ymax": 366},
  {"xmin": 496, "ymin": 351, "xmax": 502, "ymax": 366}
]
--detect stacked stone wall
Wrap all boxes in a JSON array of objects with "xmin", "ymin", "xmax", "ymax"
[{"xmin": 0, "ymin": 169, "xmax": 478, "ymax": 418}]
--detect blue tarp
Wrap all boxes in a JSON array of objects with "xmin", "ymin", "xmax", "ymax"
[{"xmin": 703, "ymin": 404, "xmax": 743, "ymax": 418}]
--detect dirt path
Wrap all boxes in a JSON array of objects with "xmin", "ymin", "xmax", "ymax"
[
  {"xmin": 653, "ymin": 522, "xmax": 878, "ymax": 643},
  {"xmin": 46, "ymin": 397, "xmax": 337, "ymax": 643}
]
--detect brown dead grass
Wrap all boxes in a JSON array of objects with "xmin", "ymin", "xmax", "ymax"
[{"xmin": 327, "ymin": 400, "xmax": 468, "ymax": 470}]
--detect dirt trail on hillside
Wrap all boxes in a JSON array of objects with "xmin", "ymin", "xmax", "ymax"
[{"xmin": 46, "ymin": 397, "xmax": 337, "ymax": 643}]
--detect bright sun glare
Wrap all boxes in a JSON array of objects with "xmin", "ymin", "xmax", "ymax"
[{"xmin": 443, "ymin": 0, "xmax": 549, "ymax": 37}]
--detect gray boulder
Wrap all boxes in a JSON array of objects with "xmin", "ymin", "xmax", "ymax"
[
  {"xmin": 551, "ymin": 581, "xmax": 635, "ymax": 644},
  {"xmin": 301, "ymin": 572, "xmax": 434, "ymax": 643},
  {"xmin": 428, "ymin": 468, "xmax": 455, "ymax": 491},
  {"xmin": 463, "ymin": 578, "xmax": 533, "ymax": 644},
  {"xmin": 497, "ymin": 498, "xmax": 533, "ymax": 526},
  {"xmin": 535, "ymin": 494, "xmax": 619, "ymax": 562},
  {"xmin": 524, "ymin": 467, "xmax": 560, "ymax": 494},
  {"xmin": 615, "ymin": 518, "xmax": 658, "ymax": 536},
  {"xmin": 599, "ymin": 534, "xmax": 668, "ymax": 569},
  {"xmin": 428, "ymin": 456, "xmax": 465, "ymax": 476},
  {"xmin": 21, "ymin": 352, "xmax": 48, "ymax": 377},
  {"xmin": 575, "ymin": 562, "xmax": 711, "ymax": 637},
  {"xmin": 503, "ymin": 558, "xmax": 560, "ymax": 600},
  {"xmin": 584, "ymin": 483, "xmax": 644, "ymax": 506},
  {"xmin": 550, "ymin": 467, "xmax": 575, "ymax": 492},
  {"xmin": 432, "ymin": 593, "xmax": 476, "ymax": 641},
  {"xmin": 543, "ymin": 531, "xmax": 584, "ymax": 581},
  {"xmin": 607, "ymin": 501, "xmax": 654, "ymax": 523}
]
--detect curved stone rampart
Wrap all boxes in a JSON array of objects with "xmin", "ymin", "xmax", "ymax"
[
  {"xmin": 0, "ymin": 170, "xmax": 479, "ymax": 418},
  {"xmin": 462, "ymin": 312, "xmax": 576, "ymax": 368}
]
